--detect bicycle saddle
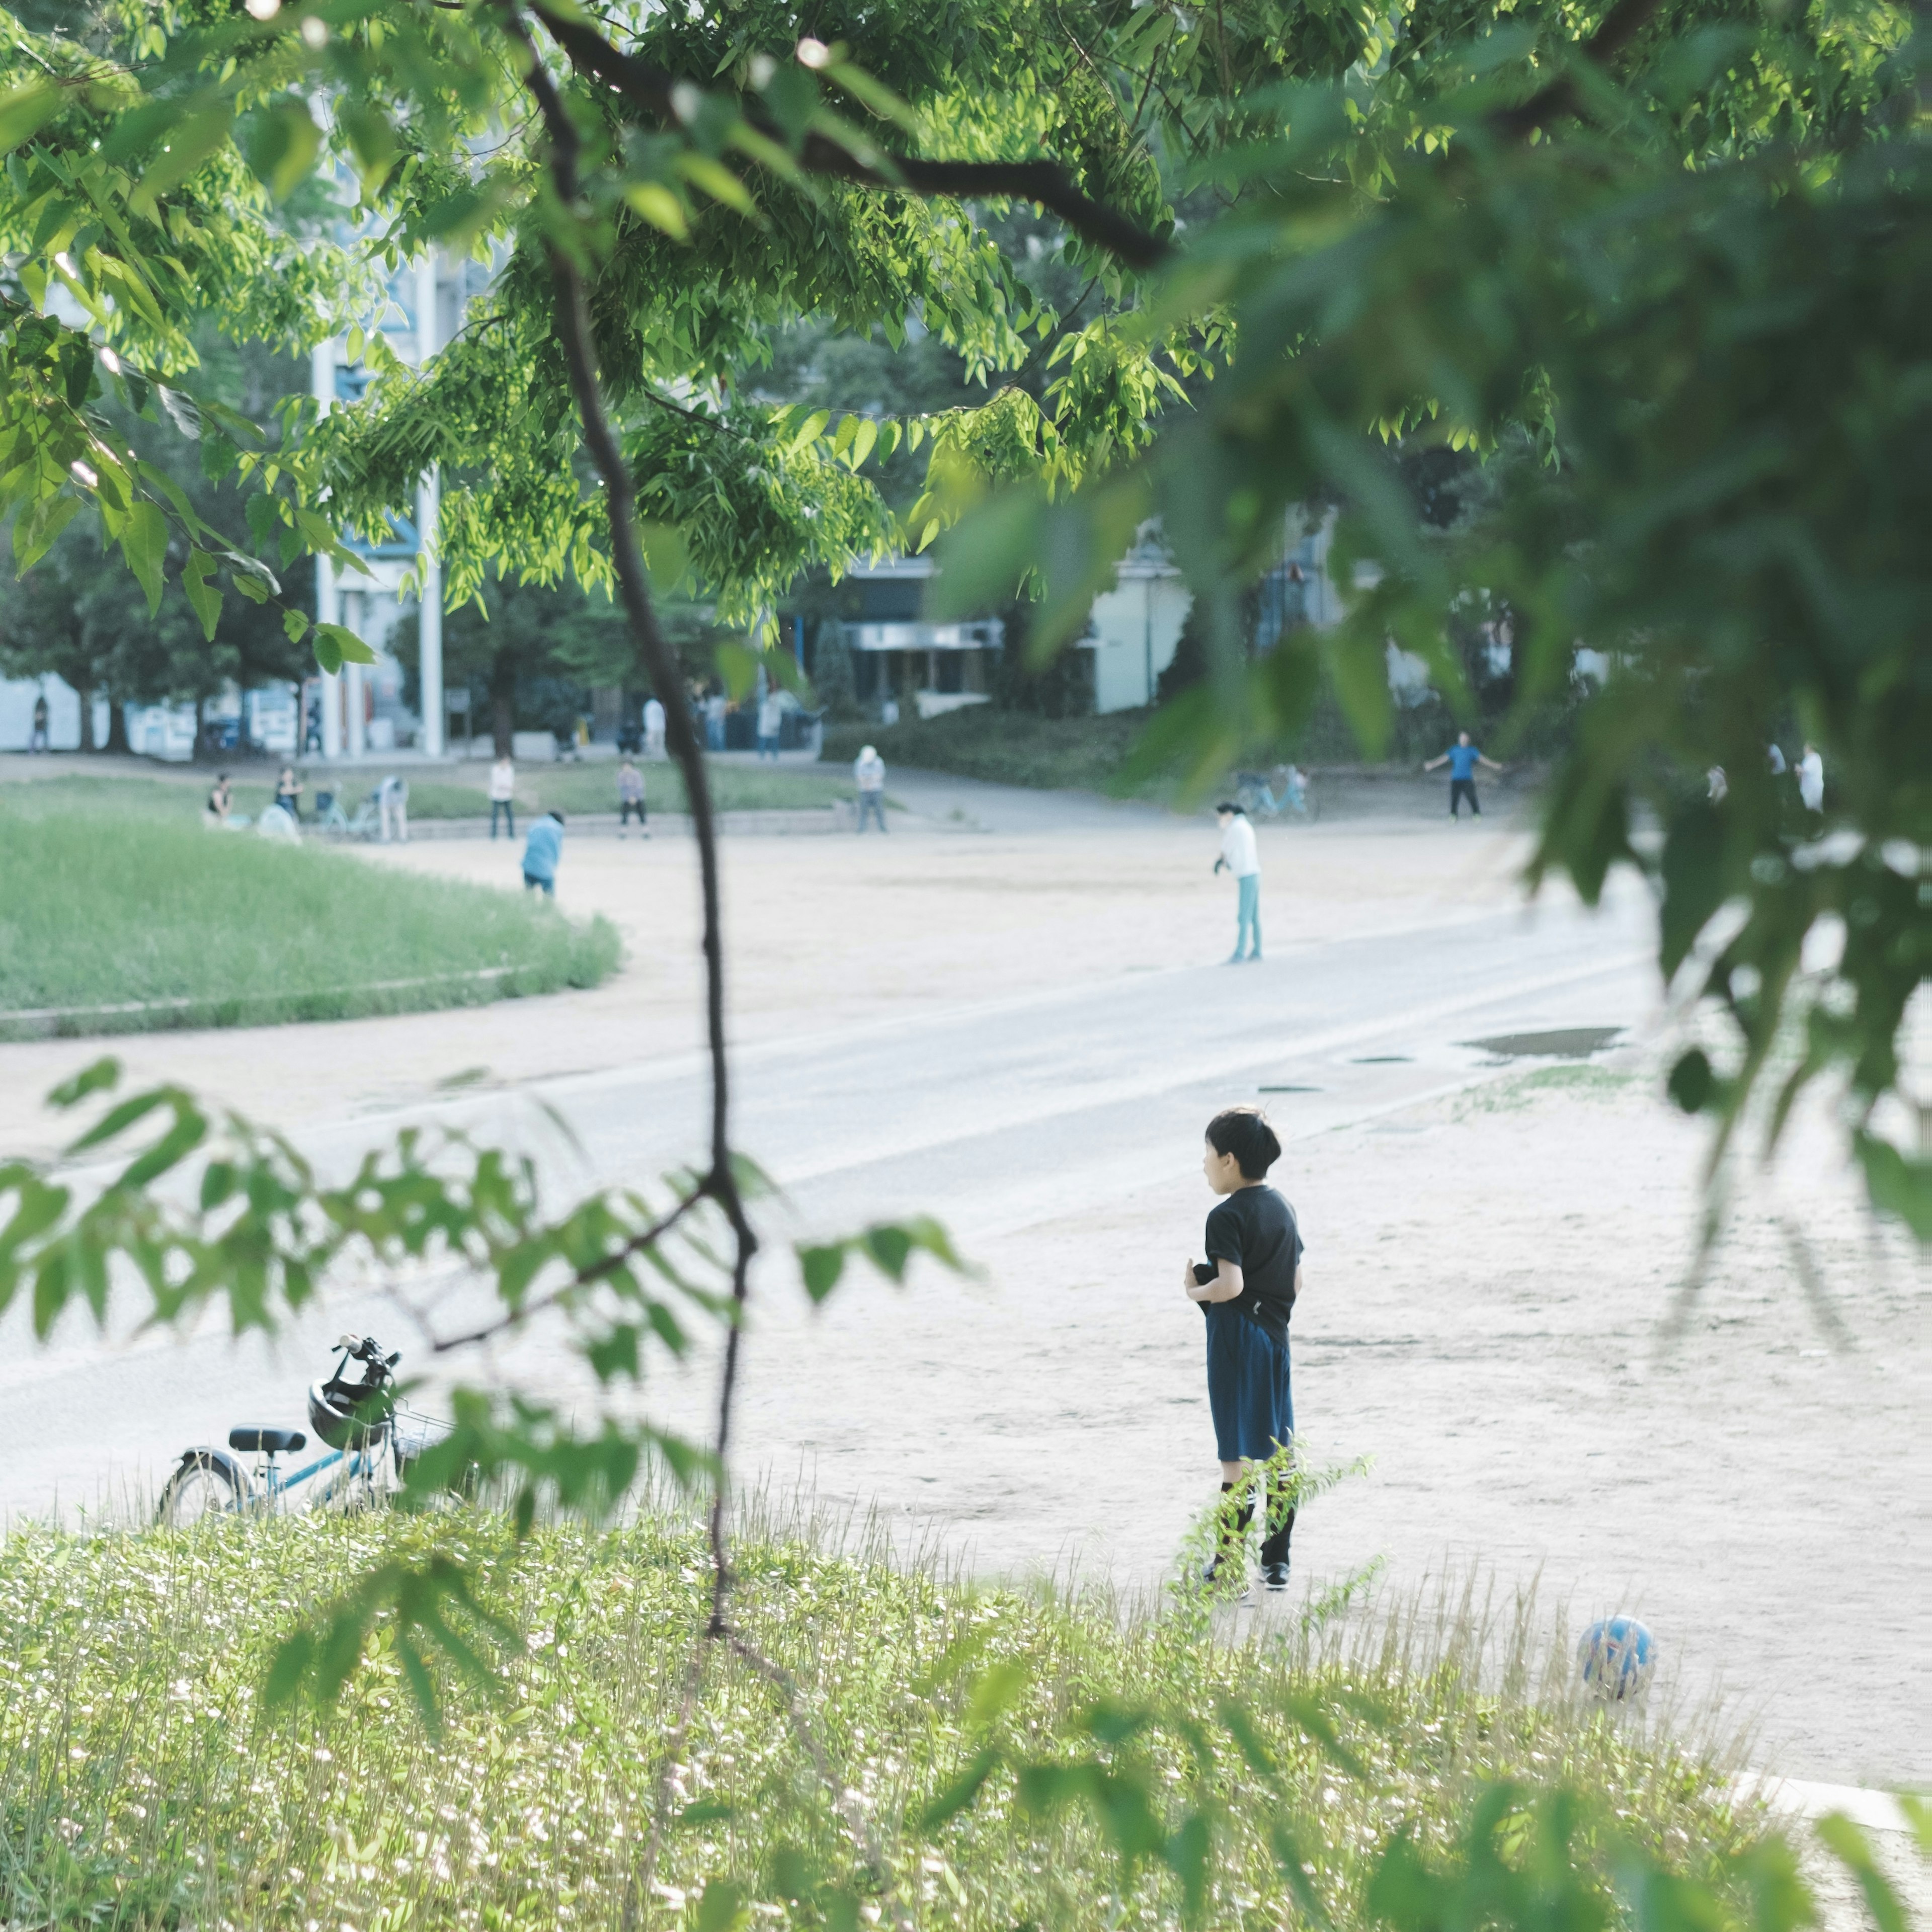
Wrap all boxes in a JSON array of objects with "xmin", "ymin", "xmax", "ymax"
[{"xmin": 229, "ymin": 1427, "xmax": 306, "ymax": 1454}]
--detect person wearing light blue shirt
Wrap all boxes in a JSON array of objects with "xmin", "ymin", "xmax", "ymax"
[
  {"xmin": 1423, "ymin": 731, "xmax": 1503, "ymax": 819},
  {"xmin": 522, "ymin": 811, "xmax": 565, "ymax": 896}
]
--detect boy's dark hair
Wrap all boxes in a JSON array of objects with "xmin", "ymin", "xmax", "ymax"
[
  {"xmin": 1215, "ymin": 800, "xmax": 1243, "ymax": 817},
  {"xmin": 550, "ymin": 810, "xmax": 567, "ymax": 825},
  {"xmin": 1206, "ymin": 1105, "xmax": 1281, "ymax": 1179}
]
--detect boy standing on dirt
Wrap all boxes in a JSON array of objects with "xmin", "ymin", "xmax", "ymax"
[
  {"xmin": 1183, "ymin": 1106, "xmax": 1303, "ymax": 1591},
  {"xmin": 1424, "ymin": 731, "xmax": 1503, "ymax": 819},
  {"xmin": 617, "ymin": 757, "xmax": 648, "ymax": 836}
]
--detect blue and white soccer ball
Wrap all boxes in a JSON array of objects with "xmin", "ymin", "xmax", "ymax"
[{"xmin": 1577, "ymin": 1617, "xmax": 1656, "ymax": 1702}]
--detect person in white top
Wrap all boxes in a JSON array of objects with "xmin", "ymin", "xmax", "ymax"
[
  {"xmin": 489, "ymin": 754, "xmax": 516, "ymax": 839},
  {"xmin": 1213, "ymin": 802, "xmax": 1262, "ymax": 963},
  {"xmin": 642, "ymin": 695, "xmax": 666, "ymax": 760},
  {"xmin": 853, "ymin": 745, "xmax": 887, "ymax": 834},
  {"xmin": 1797, "ymin": 742, "xmax": 1824, "ymax": 817},
  {"xmin": 757, "ymin": 690, "xmax": 784, "ymax": 760},
  {"xmin": 378, "ymin": 771, "xmax": 409, "ymax": 844}
]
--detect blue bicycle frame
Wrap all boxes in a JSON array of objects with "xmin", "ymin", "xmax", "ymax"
[{"xmin": 254, "ymin": 1440, "xmax": 385, "ymax": 1503}]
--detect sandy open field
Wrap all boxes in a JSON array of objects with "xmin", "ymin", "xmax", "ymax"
[{"xmin": 2, "ymin": 760, "xmax": 1924, "ymax": 1811}]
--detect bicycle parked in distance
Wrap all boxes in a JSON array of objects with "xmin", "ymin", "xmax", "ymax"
[
  {"xmin": 311, "ymin": 787, "xmax": 383, "ymax": 840},
  {"xmin": 155, "ymin": 1334, "xmax": 450, "ymax": 1525},
  {"xmin": 1234, "ymin": 764, "xmax": 1318, "ymax": 821}
]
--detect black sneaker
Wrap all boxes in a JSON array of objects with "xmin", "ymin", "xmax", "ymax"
[{"xmin": 1263, "ymin": 1560, "xmax": 1291, "ymax": 1591}]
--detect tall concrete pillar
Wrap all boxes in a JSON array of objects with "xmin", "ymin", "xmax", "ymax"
[
  {"xmin": 344, "ymin": 591, "xmax": 367, "ymax": 758},
  {"xmin": 414, "ymin": 248, "xmax": 444, "ymax": 758},
  {"xmin": 317, "ymin": 550, "xmax": 342, "ymax": 760},
  {"xmin": 311, "ymin": 337, "xmax": 343, "ymax": 762}
]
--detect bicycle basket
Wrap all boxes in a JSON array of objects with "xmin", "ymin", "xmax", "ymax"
[
  {"xmin": 390, "ymin": 1408, "xmax": 451, "ymax": 1468},
  {"xmin": 307, "ymin": 1373, "xmax": 391, "ymax": 1451}
]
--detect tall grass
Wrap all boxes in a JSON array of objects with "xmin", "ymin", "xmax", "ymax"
[
  {"xmin": 0, "ymin": 790, "xmax": 619, "ymax": 1032},
  {"xmin": 0, "ymin": 1510, "xmax": 1765, "ymax": 1932}
]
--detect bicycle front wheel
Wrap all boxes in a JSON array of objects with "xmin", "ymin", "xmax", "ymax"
[{"xmin": 156, "ymin": 1452, "xmax": 245, "ymax": 1527}]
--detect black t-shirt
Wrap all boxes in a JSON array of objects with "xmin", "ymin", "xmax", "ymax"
[{"xmin": 1203, "ymin": 1185, "xmax": 1302, "ymax": 1344}]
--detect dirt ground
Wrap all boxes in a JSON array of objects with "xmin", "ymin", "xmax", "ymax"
[
  {"xmin": 2, "ymin": 763, "xmax": 1925, "ymax": 1830},
  {"xmin": 0, "ymin": 768, "xmax": 1545, "ymax": 1150}
]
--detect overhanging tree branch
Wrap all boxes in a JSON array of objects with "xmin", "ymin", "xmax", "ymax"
[
  {"xmin": 528, "ymin": 2, "xmax": 1172, "ymax": 269},
  {"xmin": 1489, "ymin": 0, "xmax": 1671, "ymax": 137}
]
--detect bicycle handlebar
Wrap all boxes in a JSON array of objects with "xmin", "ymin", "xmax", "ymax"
[{"xmin": 334, "ymin": 1334, "xmax": 401, "ymax": 1372}]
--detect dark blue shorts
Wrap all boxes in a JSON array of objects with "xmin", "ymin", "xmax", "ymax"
[{"xmin": 1204, "ymin": 1304, "xmax": 1293, "ymax": 1462}]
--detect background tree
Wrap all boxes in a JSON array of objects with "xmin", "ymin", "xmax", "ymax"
[{"xmin": 0, "ymin": 332, "xmax": 317, "ymax": 750}]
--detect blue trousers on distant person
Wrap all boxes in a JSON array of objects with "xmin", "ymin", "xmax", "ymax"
[
  {"xmin": 1234, "ymin": 874, "xmax": 1261, "ymax": 960},
  {"xmin": 856, "ymin": 792, "xmax": 887, "ymax": 833},
  {"xmin": 492, "ymin": 799, "xmax": 515, "ymax": 838}
]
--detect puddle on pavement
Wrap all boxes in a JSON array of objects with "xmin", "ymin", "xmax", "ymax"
[{"xmin": 1464, "ymin": 1026, "xmax": 1623, "ymax": 1059}]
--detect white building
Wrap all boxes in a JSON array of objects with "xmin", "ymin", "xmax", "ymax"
[
  {"xmin": 308, "ymin": 243, "xmax": 475, "ymax": 761},
  {"xmin": 1083, "ymin": 534, "xmax": 1192, "ymax": 714}
]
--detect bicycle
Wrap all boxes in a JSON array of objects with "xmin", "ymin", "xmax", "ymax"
[
  {"xmin": 1234, "ymin": 765, "xmax": 1318, "ymax": 821},
  {"xmin": 155, "ymin": 1334, "xmax": 450, "ymax": 1526},
  {"xmin": 312, "ymin": 788, "xmax": 383, "ymax": 841}
]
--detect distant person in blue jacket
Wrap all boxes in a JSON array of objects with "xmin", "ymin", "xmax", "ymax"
[
  {"xmin": 522, "ymin": 810, "xmax": 565, "ymax": 897},
  {"xmin": 1423, "ymin": 732, "xmax": 1504, "ymax": 819}
]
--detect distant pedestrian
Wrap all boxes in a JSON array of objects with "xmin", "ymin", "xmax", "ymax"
[
  {"xmin": 1798, "ymin": 742, "xmax": 1825, "ymax": 819},
  {"xmin": 879, "ymin": 694, "xmax": 900, "ymax": 728},
  {"xmin": 1766, "ymin": 742, "xmax": 1789, "ymax": 777},
  {"xmin": 853, "ymin": 744, "xmax": 887, "ymax": 833},
  {"xmin": 1707, "ymin": 766, "xmax": 1728, "ymax": 804},
  {"xmin": 378, "ymin": 772, "xmax": 409, "ymax": 843},
  {"xmin": 28, "ymin": 691, "xmax": 48, "ymax": 752},
  {"xmin": 704, "ymin": 690, "xmax": 727, "ymax": 753},
  {"xmin": 204, "ymin": 772, "xmax": 233, "ymax": 827},
  {"xmin": 643, "ymin": 694, "xmax": 666, "ymax": 760},
  {"xmin": 1213, "ymin": 802, "xmax": 1261, "ymax": 963},
  {"xmin": 274, "ymin": 765, "xmax": 303, "ymax": 821},
  {"xmin": 757, "ymin": 689, "xmax": 783, "ymax": 761},
  {"xmin": 522, "ymin": 809, "xmax": 565, "ymax": 898},
  {"xmin": 617, "ymin": 757, "xmax": 648, "ymax": 837},
  {"xmin": 1424, "ymin": 731, "xmax": 1503, "ymax": 818},
  {"xmin": 489, "ymin": 753, "xmax": 516, "ymax": 839},
  {"xmin": 1183, "ymin": 1106, "xmax": 1302, "ymax": 1591}
]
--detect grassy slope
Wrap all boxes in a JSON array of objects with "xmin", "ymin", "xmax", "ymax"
[
  {"xmin": 0, "ymin": 1513, "xmax": 1760, "ymax": 1932},
  {"xmin": 822, "ymin": 711, "xmax": 1155, "ymax": 794},
  {"xmin": 819, "ymin": 692, "xmax": 1576, "ymax": 796},
  {"xmin": 310, "ymin": 761, "xmax": 854, "ymax": 820},
  {"xmin": 0, "ymin": 786, "xmax": 618, "ymax": 1028},
  {"xmin": 0, "ymin": 764, "xmax": 851, "ymax": 824}
]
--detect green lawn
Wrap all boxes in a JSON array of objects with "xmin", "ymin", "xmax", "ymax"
[
  {"xmin": 0, "ymin": 762, "xmax": 851, "ymax": 825},
  {"xmin": 311, "ymin": 759, "xmax": 853, "ymax": 819},
  {"xmin": 822, "ymin": 710, "xmax": 1159, "ymax": 794},
  {"xmin": 0, "ymin": 1511, "xmax": 1766, "ymax": 1932},
  {"xmin": 0, "ymin": 783, "xmax": 618, "ymax": 1034}
]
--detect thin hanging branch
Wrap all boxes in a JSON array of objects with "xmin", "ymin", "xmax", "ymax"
[
  {"xmin": 528, "ymin": 1, "xmax": 1172, "ymax": 270},
  {"xmin": 502, "ymin": 7, "xmax": 758, "ymax": 1637}
]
